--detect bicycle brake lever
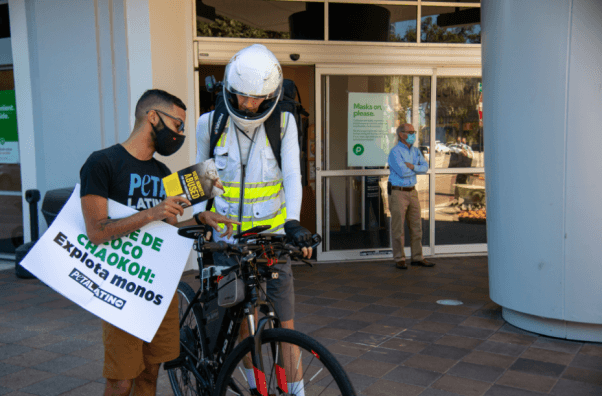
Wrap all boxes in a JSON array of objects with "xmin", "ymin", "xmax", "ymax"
[
  {"xmin": 310, "ymin": 234, "xmax": 322, "ymax": 250},
  {"xmin": 284, "ymin": 243, "xmax": 297, "ymax": 253}
]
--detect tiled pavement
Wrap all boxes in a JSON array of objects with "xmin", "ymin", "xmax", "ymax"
[{"xmin": 1, "ymin": 257, "xmax": 601, "ymax": 395}]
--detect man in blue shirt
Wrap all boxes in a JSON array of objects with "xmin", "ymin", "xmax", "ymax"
[{"xmin": 388, "ymin": 123, "xmax": 434, "ymax": 269}]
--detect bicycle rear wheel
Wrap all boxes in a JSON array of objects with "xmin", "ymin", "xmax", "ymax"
[
  {"xmin": 214, "ymin": 328, "xmax": 356, "ymax": 396},
  {"xmin": 167, "ymin": 281, "xmax": 209, "ymax": 396}
]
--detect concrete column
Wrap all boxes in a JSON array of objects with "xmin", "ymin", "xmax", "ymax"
[
  {"xmin": 147, "ymin": 0, "xmax": 196, "ymax": 173},
  {"xmin": 482, "ymin": 0, "xmax": 602, "ymax": 341},
  {"xmin": 145, "ymin": 0, "xmax": 196, "ymax": 270}
]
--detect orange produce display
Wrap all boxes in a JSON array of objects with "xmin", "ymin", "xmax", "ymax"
[{"xmin": 458, "ymin": 208, "xmax": 487, "ymax": 223}]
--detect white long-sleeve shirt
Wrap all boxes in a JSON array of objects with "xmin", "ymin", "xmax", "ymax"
[{"xmin": 193, "ymin": 112, "xmax": 302, "ymax": 221}]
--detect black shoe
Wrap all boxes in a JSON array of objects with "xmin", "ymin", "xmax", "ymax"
[
  {"xmin": 396, "ymin": 261, "xmax": 407, "ymax": 269},
  {"xmin": 411, "ymin": 259, "xmax": 435, "ymax": 267}
]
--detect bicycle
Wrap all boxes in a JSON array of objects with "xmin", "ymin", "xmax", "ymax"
[{"xmin": 164, "ymin": 224, "xmax": 357, "ymax": 396}]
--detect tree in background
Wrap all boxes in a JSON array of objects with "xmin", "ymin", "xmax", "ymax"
[
  {"xmin": 390, "ymin": 16, "xmax": 480, "ymax": 44},
  {"xmin": 421, "ymin": 16, "xmax": 481, "ymax": 44},
  {"xmin": 384, "ymin": 76, "xmax": 432, "ymax": 147},
  {"xmin": 437, "ymin": 77, "xmax": 481, "ymax": 146}
]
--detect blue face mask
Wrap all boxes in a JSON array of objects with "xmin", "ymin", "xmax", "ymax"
[{"xmin": 405, "ymin": 133, "xmax": 416, "ymax": 145}]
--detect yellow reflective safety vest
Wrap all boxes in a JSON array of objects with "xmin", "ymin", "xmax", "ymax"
[{"xmin": 210, "ymin": 115, "xmax": 289, "ymax": 241}]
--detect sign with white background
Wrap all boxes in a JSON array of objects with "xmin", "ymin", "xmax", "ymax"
[
  {"xmin": 348, "ymin": 92, "xmax": 397, "ymax": 167},
  {"xmin": 20, "ymin": 185, "xmax": 193, "ymax": 342}
]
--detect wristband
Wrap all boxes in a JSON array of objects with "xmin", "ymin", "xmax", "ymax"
[{"xmin": 194, "ymin": 212, "xmax": 203, "ymax": 225}]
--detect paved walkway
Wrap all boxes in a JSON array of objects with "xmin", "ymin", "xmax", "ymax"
[{"xmin": 1, "ymin": 257, "xmax": 601, "ymax": 395}]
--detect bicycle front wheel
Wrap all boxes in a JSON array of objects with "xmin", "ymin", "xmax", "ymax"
[
  {"xmin": 167, "ymin": 281, "xmax": 208, "ymax": 396},
  {"xmin": 214, "ymin": 328, "xmax": 356, "ymax": 396}
]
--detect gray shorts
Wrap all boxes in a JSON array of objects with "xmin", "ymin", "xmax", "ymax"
[{"xmin": 212, "ymin": 253, "xmax": 295, "ymax": 322}]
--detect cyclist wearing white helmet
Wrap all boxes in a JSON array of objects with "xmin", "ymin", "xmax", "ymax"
[
  {"xmin": 223, "ymin": 45, "xmax": 283, "ymax": 131},
  {"xmin": 194, "ymin": 44, "xmax": 311, "ymax": 396}
]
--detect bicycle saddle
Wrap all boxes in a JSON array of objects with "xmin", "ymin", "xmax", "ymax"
[
  {"xmin": 177, "ymin": 225, "xmax": 209, "ymax": 239},
  {"xmin": 233, "ymin": 225, "xmax": 271, "ymax": 239}
]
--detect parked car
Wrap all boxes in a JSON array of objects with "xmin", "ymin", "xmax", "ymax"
[
  {"xmin": 435, "ymin": 141, "xmax": 450, "ymax": 153},
  {"xmin": 447, "ymin": 143, "xmax": 474, "ymax": 159}
]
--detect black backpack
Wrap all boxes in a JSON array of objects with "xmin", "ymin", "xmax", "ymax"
[{"xmin": 206, "ymin": 78, "xmax": 309, "ymax": 171}]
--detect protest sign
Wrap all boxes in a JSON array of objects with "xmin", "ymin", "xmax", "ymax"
[{"xmin": 20, "ymin": 184, "xmax": 193, "ymax": 342}]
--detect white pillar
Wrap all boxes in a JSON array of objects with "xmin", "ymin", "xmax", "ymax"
[
  {"xmin": 482, "ymin": 0, "xmax": 602, "ymax": 341},
  {"xmin": 9, "ymin": 0, "xmax": 37, "ymax": 243},
  {"xmin": 124, "ymin": 0, "xmax": 152, "ymax": 130}
]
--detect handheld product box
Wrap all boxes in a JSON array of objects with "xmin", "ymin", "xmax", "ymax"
[{"xmin": 162, "ymin": 158, "xmax": 225, "ymax": 204}]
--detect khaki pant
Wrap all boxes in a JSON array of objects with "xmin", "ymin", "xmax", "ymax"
[
  {"xmin": 102, "ymin": 292, "xmax": 179, "ymax": 380},
  {"xmin": 389, "ymin": 189, "xmax": 423, "ymax": 263}
]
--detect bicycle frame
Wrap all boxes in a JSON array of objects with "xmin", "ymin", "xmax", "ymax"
[
  {"xmin": 167, "ymin": 225, "xmax": 322, "ymax": 395},
  {"xmin": 167, "ymin": 241, "xmax": 285, "ymax": 388}
]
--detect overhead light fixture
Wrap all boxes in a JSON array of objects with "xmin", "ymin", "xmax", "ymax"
[
  {"xmin": 196, "ymin": 0, "xmax": 216, "ymax": 24},
  {"xmin": 437, "ymin": 7, "xmax": 480, "ymax": 29}
]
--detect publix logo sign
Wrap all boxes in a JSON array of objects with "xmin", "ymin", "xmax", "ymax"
[{"xmin": 353, "ymin": 144, "xmax": 364, "ymax": 155}]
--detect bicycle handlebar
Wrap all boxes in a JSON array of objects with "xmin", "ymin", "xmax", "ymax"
[
  {"xmin": 202, "ymin": 234, "xmax": 321, "ymax": 259},
  {"xmin": 177, "ymin": 225, "xmax": 321, "ymax": 268}
]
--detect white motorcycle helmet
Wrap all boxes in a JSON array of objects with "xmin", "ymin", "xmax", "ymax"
[{"xmin": 223, "ymin": 44, "xmax": 283, "ymax": 131}]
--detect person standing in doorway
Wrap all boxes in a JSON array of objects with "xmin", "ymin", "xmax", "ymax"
[{"xmin": 388, "ymin": 123, "xmax": 434, "ymax": 269}]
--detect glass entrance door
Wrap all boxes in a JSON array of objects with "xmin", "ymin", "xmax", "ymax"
[
  {"xmin": 316, "ymin": 67, "xmax": 432, "ymax": 261},
  {"xmin": 315, "ymin": 66, "xmax": 486, "ymax": 261},
  {"xmin": 0, "ymin": 67, "xmax": 24, "ymax": 257}
]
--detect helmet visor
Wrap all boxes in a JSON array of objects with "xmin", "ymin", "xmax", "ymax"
[
  {"xmin": 225, "ymin": 89, "xmax": 279, "ymax": 121},
  {"xmin": 225, "ymin": 81, "xmax": 281, "ymax": 101}
]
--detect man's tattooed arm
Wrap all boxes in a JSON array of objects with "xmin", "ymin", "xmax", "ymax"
[
  {"xmin": 98, "ymin": 218, "xmax": 117, "ymax": 232},
  {"xmin": 98, "ymin": 218, "xmax": 138, "ymax": 241}
]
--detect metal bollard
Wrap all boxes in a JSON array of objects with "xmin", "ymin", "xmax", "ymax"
[
  {"xmin": 25, "ymin": 189, "xmax": 41, "ymax": 241},
  {"xmin": 16, "ymin": 189, "xmax": 41, "ymax": 279}
]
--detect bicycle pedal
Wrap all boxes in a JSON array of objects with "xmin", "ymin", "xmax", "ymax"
[{"xmin": 163, "ymin": 355, "xmax": 185, "ymax": 371}]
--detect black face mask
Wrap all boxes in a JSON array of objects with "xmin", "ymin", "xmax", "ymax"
[{"xmin": 151, "ymin": 115, "xmax": 185, "ymax": 156}]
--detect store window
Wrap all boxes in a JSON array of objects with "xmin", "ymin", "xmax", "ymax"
[
  {"xmin": 421, "ymin": 6, "xmax": 481, "ymax": 44},
  {"xmin": 0, "ymin": 4, "xmax": 10, "ymax": 39},
  {"xmin": 435, "ymin": 77, "xmax": 483, "ymax": 168},
  {"xmin": 435, "ymin": 173, "xmax": 486, "ymax": 245},
  {"xmin": 195, "ymin": 1, "xmax": 481, "ymax": 45},
  {"xmin": 196, "ymin": 1, "xmax": 323, "ymax": 40},
  {"xmin": 328, "ymin": 3, "xmax": 417, "ymax": 43}
]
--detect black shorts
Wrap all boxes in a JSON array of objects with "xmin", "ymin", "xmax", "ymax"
[{"xmin": 213, "ymin": 253, "xmax": 295, "ymax": 322}]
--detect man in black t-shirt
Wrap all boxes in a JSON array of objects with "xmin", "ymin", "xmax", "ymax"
[
  {"xmin": 80, "ymin": 89, "xmax": 239, "ymax": 396},
  {"xmin": 81, "ymin": 144, "xmax": 172, "ymax": 211}
]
